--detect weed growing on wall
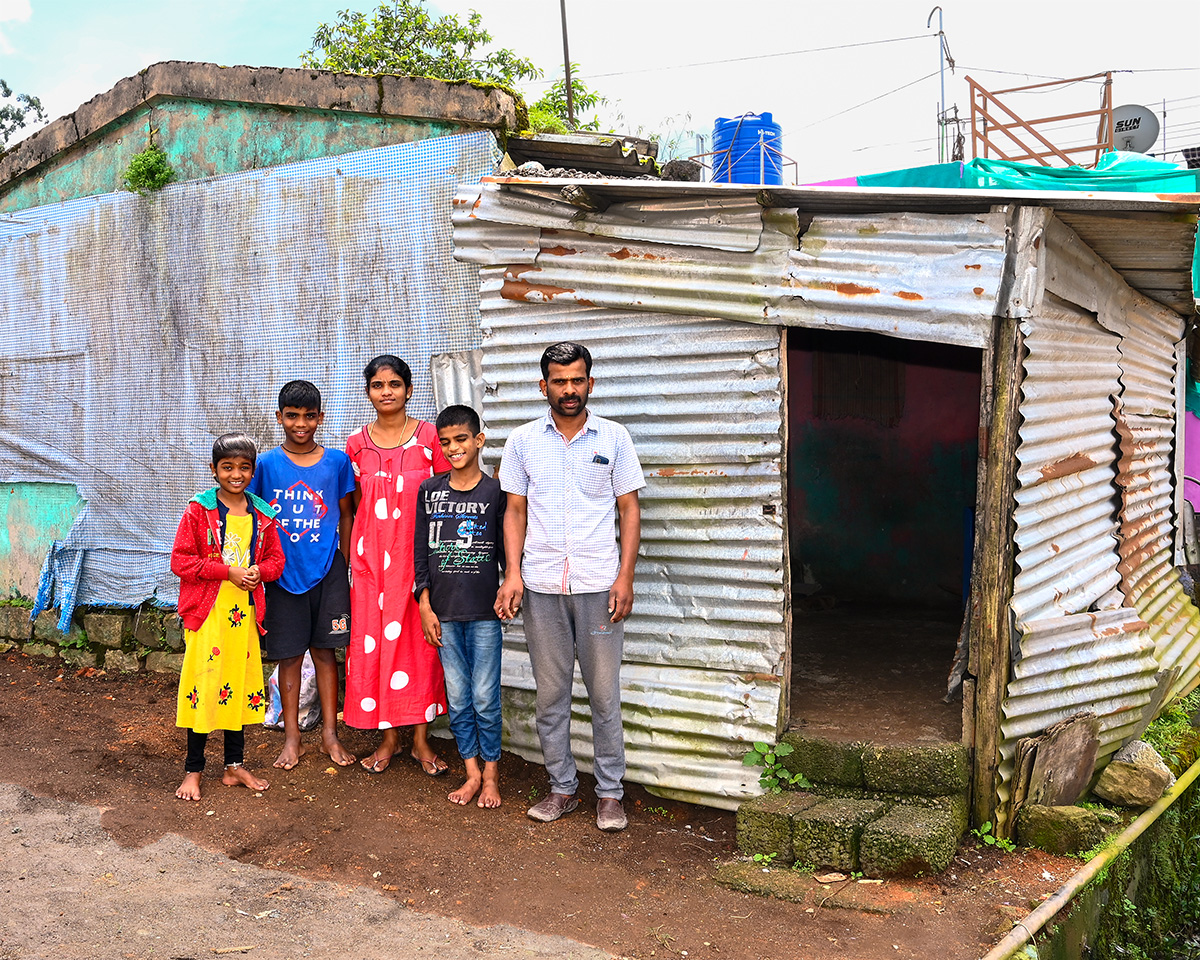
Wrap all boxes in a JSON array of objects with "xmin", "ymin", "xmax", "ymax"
[
  {"xmin": 122, "ymin": 145, "xmax": 177, "ymax": 195},
  {"xmin": 1144, "ymin": 689, "xmax": 1200, "ymax": 773},
  {"xmin": 743, "ymin": 741, "xmax": 812, "ymax": 794}
]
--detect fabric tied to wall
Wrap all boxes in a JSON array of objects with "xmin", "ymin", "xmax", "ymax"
[{"xmin": 0, "ymin": 131, "xmax": 500, "ymax": 624}]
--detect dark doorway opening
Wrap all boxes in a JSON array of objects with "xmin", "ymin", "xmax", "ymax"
[{"xmin": 785, "ymin": 327, "xmax": 983, "ymax": 744}]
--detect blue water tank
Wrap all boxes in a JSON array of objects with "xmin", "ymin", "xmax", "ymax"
[{"xmin": 713, "ymin": 113, "xmax": 783, "ymax": 185}]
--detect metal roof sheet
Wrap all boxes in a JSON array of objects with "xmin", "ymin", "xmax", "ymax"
[{"xmin": 480, "ymin": 177, "xmax": 1199, "ymax": 315}]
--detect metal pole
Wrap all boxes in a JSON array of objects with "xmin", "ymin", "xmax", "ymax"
[
  {"xmin": 558, "ymin": 0, "xmax": 575, "ymax": 130},
  {"xmin": 759, "ymin": 129, "xmax": 765, "ymax": 184},
  {"xmin": 1162, "ymin": 98, "xmax": 1167, "ymax": 159},
  {"xmin": 928, "ymin": 6, "xmax": 945, "ymax": 163}
]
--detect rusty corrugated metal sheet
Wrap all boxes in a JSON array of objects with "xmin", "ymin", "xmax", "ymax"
[
  {"xmin": 467, "ymin": 182, "xmax": 766, "ymax": 252},
  {"xmin": 782, "ymin": 211, "xmax": 1007, "ymax": 348},
  {"xmin": 1113, "ymin": 298, "xmax": 1200, "ymax": 700},
  {"xmin": 480, "ymin": 177, "xmax": 1199, "ymax": 315},
  {"xmin": 1010, "ymin": 297, "xmax": 1124, "ymax": 624},
  {"xmin": 997, "ymin": 297, "xmax": 1163, "ymax": 828},
  {"xmin": 455, "ymin": 184, "xmax": 1010, "ymax": 349},
  {"xmin": 478, "ymin": 284, "xmax": 787, "ymax": 809},
  {"xmin": 996, "ymin": 608, "xmax": 1161, "ymax": 829}
]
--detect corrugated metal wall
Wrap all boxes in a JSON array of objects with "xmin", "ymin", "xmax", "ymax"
[
  {"xmin": 478, "ymin": 281, "xmax": 787, "ymax": 809},
  {"xmin": 1000, "ymin": 296, "xmax": 1163, "ymax": 821},
  {"xmin": 1113, "ymin": 298, "xmax": 1200, "ymax": 701}
]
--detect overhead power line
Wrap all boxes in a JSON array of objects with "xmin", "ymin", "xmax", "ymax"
[{"xmin": 524, "ymin": 33, "xmax": 935, "ymax": 85}]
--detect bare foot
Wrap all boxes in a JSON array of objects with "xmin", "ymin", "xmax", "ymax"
[
  {"xmin": 175, "ymin": 771, "xmax": 202, "ymax": 801},
  {"xmin": 479, "ymin": 763, "xmax": 501, "ymax": 809},
  {"xmin": 222, "ymin": 765, "xmax": 269, "ymax": 791},
  {"xmin": 448, "ymin": 775, "xmax": 481, "ymax": 805},
  {"xmin": 273, "ymin": 738, "xmax": 306, "ymax": 770},
  {"xmin": 320, "ymin": 730, "xmax": 356, "ymax": 766}
]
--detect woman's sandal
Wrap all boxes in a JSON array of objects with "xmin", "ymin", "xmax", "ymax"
[
  {"xmin": 361, "ymin": 752, "xmax": 397, "ymax": 775},
  {"xmin": 411, "ymin": 752, "xmax": 448, "ymax": 777}
]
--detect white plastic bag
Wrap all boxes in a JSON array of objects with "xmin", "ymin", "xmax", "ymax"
[{"xmin": 263, "ymin": 651, "xmax": 322, "ymax": 731}]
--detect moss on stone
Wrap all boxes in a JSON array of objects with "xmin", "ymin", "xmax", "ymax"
[
  {"xmin": 861, "ymin": 742, "xmax": 969, "ymax": 796},
  {"xmin": 859, "ymin": 805, "xmax": 961, "ymax": 877},
  {"xmin": 780, "ymin": 732, "xmax": 865, "ymax": 786},
  {"xmin": 807, "ymin": 784, "xmax": 968, "ymax": 833},
  {"xmin": 1016, "ymin": 804, "xmax": 1105, "ymax": 856},
  {"xmin": 713, "ymin": 861, "xmax": 812, "ymax": 903},
  {"xmin": 735, "ymin": 792, "xmax": 819, "ymax": 864},
  {"xmin": 792, "ymin": 798, "xmax": 887, "ymax": 872}
]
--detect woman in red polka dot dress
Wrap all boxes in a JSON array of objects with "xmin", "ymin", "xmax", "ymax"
[{"xmin": 345, "ymin": 355, "xmax": 451, "ymax": 775}]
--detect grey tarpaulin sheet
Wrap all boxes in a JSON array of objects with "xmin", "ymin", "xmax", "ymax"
[{"xmin": 0, "ymin": 131, "xmax": 499, "ymax": 626}]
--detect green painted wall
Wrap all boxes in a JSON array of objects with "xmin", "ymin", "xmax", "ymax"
[
  {"xmin": 1, "ymin": 98, "xmax": 469, "ymax": 213},
  {"xmin": 0, "ymin": 483, "xmax": 86, "ymax": 598}
]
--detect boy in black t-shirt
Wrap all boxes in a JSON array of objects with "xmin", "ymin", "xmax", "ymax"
[{"xmin": 414, "ymin": 405, "xmax": 507, "ymax": 808}]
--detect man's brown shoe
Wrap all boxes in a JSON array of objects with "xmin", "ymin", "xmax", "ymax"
[
  {"xmin": 527, "ymin": 792, "xmax": 579, "ymax": 823},
  {"xmin": 596, "ymin": 797, "xmax": 627, "ymax": 832}
]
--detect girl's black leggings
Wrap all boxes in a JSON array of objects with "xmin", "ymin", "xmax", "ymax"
[{"xmin": 185, "ymin": 728, "xmax": 245, "ymax": 773}]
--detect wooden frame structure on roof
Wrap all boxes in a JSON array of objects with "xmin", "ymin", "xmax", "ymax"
[{"xmin": 967, "ymin": 72, "xmax": 1114, "ymax": 167}]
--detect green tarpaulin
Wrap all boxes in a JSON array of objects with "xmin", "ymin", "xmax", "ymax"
[{"xmin": 856, "ymin": 152, "xmax": 1199, "ymax": 304}]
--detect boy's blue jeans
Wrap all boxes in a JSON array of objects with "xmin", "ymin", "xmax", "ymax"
[{"xmin": 437, "ymin": 619, "xmax": 503, "ymax": 763}]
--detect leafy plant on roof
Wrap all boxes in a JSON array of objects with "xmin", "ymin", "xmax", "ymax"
[
  {"xmin": 0, "ymin": 78, "xmax": 46, "ymax": 147},
  {"xmin": 531, "ymin": 66, "xmax": 607, "ymax": 133},
  {"xmin": 122, "ymin": 144, "xmax": 177, "ymax": 196},
  {"xmin": 301, "ymin": 0, "xmax": 540, "ymax": 87}
]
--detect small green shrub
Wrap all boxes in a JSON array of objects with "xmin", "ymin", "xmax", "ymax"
[
  {"xmin": 526, "ymin": 105, "xmax": 568, "ymax": 135},
  {"xmin": 123, "ymin": 145, "xmax": 177, "ymax": 195},
  {"xmin": 743, "ymin": 740, "xmax": 812, "ymax": 794},
  {"xmin": 972, "ymin": 820, "xmax": 1016, "ymax": 853}
]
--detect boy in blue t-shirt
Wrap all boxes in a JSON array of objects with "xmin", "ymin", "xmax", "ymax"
[
  {"xmin": 414, "ymin": 404, "xmax": 506, "ymax": 808},
  {"xmin": 249, "ymin": 380, "xmax": 356, "ymax": 770}
]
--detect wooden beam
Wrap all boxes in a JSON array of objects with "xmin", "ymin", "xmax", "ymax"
[{"xmin": 970, "ymin": 310, "xmax": 1024, "ymax": 833}]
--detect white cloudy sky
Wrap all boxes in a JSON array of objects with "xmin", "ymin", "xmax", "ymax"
[{"xmin": 2, "ymin": 0, "xmax": 1198, "ymax": 183}]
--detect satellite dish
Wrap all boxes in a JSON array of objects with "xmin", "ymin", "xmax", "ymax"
[{"xmin": 1111, "ymin": 104, "xmax": 1160, "ymax": 153}]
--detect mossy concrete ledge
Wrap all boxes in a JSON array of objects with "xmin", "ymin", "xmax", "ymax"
[
  {"xmin": 735, "ymin": 792, "xmax": 819, "ymax": 864},
  {"xmin": 810, "ymin": 784, "xmax": 969, "ymax": 835},
  {"xmin": 792, "ymin": 798, "xmax": 886, "ymax": 871},
  {"xmin": 861, "ymin": 742, "xmax": 969, "ymax": 796},
  {"xmin": 779, "ymin": 732, "xmax": 865, "ymax": 786},
  {"xmin": 859, "ymin": 805, "xmax": 960, "ymax": 877}
]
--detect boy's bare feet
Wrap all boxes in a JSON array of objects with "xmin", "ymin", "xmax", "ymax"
[
  {"xmin": 222, "ymin": 765, "xmax": 269, "ymax": 791},
  {"xmin": 320, "ymin": 729, "xmax": 356, "ymax": 766},
  {"xmin": 273, "ymin": 738, "xmax": 306, "ymax": 770},
  {"xmin": 175, "ymin": 771, "xmax": 202, "ymax": 801},
  {"xmin": 478, "ymin": 763, "xmax": 501, "ymax": 809},
  {"xmin": 448, "ymin": 774, "xmax": 481, "ymax": 805}
]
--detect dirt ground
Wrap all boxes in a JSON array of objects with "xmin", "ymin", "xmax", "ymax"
[
  {"xmin": 790, "ymin": 605, "xmax": 963, "ymax": 743},
  {"xmin": 0, "ymin": 651, "xmax": 1077, "ymax": 960}
]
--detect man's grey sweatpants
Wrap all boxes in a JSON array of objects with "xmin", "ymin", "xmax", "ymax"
[{"xmin": 522, "ymin": 589, "xmax": 626, "ymax": 799}]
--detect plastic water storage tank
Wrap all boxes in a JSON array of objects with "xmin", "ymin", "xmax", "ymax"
[{"xmin": 713, "ymin": 113, "xmax": 783, "ymax": 185}]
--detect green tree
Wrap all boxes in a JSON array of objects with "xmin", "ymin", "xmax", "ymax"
[
  {"xmin": 300, "ymin": 0, "xmax": 540, "ymax": 87},
  {"xmin": 0, "ymin": 78, "xmax": 46, "ymax": 147},
  {"xmin": 531, "ymin": 66, "xmax": 607, "ymax": 133}
]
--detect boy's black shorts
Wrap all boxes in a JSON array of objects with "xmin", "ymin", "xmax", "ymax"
[{"xmin": 262, "ymin": 552, "xmax": 350, "ymax": 661}]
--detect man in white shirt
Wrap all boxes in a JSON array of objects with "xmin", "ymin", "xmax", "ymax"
[{"xmin": 496, "ymin": 342, "xmax": 644, "ymax": 832}]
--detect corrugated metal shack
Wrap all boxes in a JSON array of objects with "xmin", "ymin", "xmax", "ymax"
[{"xmin": 452, "ymin": 175, "xmax": 1199, "ymax": 827}]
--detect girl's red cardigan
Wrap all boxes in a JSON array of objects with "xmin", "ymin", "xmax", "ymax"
[{"xmin": 170, "ymin": 488, "xmax": 285, "ymax": 635}]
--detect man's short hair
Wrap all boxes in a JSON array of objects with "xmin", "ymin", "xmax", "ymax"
[
  {"xmin": 540, "ymin": 341, "xmax": 593, "ymax": 379},
  {"xmin": 278, "ymin": 380, "xmax": 321, "ymax": 411},
  {"xmin": 212, "ymin": 432, "xmax": 257, "ymax": 467},
  {"xmin": 436, "ymin": 404, "xmax": 482, "ymax": 436}
]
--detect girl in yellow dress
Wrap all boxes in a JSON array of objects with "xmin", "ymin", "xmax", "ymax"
[{"xmin": 170, "ymin": 433, "xmax": 286, "ymax": 801}]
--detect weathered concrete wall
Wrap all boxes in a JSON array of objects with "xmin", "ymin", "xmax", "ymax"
[
  {"xmin": 0, "ymin": 61, "xmax": 521, "ymax": 213},
  {"xmin": 0, "ymin": 483, "xmax": 85, "ymax": 598}
]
